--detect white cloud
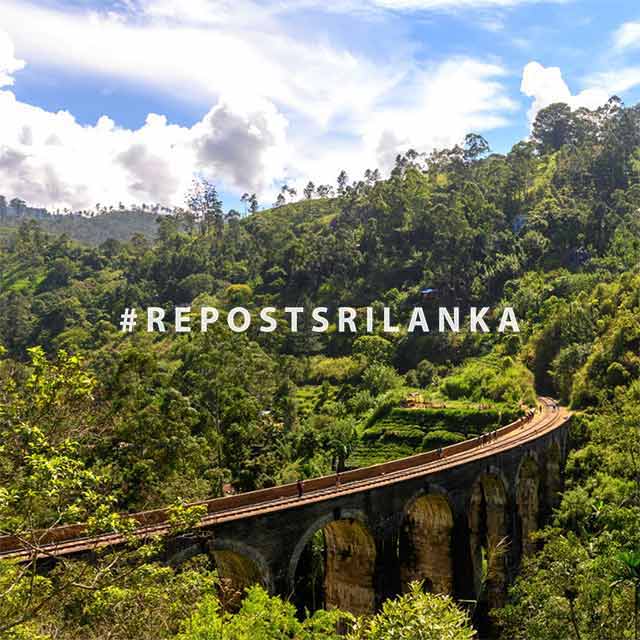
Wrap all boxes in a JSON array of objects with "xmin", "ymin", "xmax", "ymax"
[
  {"xmin": 0, "ymin": 89, "xmax": 289, "ymax": 211},
  {"xmin": 0, "ymin": 29, "xmax": 25, "ymax": 87},
  {"xmin": 586, "ymin": 67, "xmax": 640, "ymax": 96},
  {"xmin": 0, "ymin": 1, "xmax": 396, "ymax": 127},
  {"xmin": 192, "ymin": 98, "xmax": 289, "ymax": 193},
  {"xmin": 366, "ymin": 0, "xmax": 564, "ymax": 8},
  {"xmin": 364, "ymin": 58, "xmax": 515, "ymax": 170},
  {"xmin": 275, "ymin": 57, "xmax": 516, "ymax": 196},
  {"xmin": 521, "ymin": 61, "xmax": 609, "ymax": 122},
  {"xmin": 0, "ymin": 4, "xmax": 517, "ymax": 210},
  {"xmin": 269, "ymin": 0, "xmax": 566, "ymax": 13},
  {"xmin": 613, "ymin": 21, "xmax": 640, "ymax": 51}
]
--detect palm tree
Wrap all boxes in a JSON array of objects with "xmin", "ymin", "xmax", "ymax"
[
  {"xmin": 460, "ymin": 535, "xmax": 510, "ymax": 631},
  {"xmin": 611, "ymin": 550, "xmax": 640, "ymax": 640}
]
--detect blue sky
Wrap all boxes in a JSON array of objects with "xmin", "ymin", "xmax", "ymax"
[{"xmin": 0, "ymin": 0, "xmax": 639, "ymax": 212}]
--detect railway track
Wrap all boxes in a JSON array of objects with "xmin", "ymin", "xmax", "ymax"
[{"xmin": 0, "ymin": 397, "xmax": 569, "ymax": 561}]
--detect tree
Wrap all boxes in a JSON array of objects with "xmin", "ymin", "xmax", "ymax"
[
  {"xmin": 348, "ymin": 582, "xmax": 474, "ymax": 640},
  {"xmin": 9, "ymin": 197, "xmax": 26, "ymax": 217},
  {"xmin": 337, "ymin": 170, "xmax": 348, "ymax": 195},
  {"xmin": 26, "ymin": 556, "xmax": 219, "ymax": 640},
  {"xmin": 532, "ymin": 103, "xmax": 575, "ymax": 153},
  {"xmin": 248, "ymin": 193, "xmax": 259, "ymax": 214},
  {"xmin": 611, "ymin": 551, "xmax": 640, "ymax": 640},
  {"xmin": 186, "ymin": 178, "xmax": 223, "ymax": 236},
  {"xmin": 463, "ymin": 133, "xmax": 490, "ymax": 163},
  {"xmin": 317, "ymin": 184, "xmax": 335, "ymax": 198},
  {"xmin": 277, "ymin": 184, "xmax": 297, "ymax": 205},
  {"xmin": 352, "ymin": 335, "xmax": 394, "ymax": 365},
  {"xmin": 177, "ymin": 585, "xmax": 348, "ymax": 640},
  {"xmin": 304, "ymin": 181, "xmax": 316, "ymax": 199},
  {"xmin": 0, "ymin": 347, "xmax": 131, "ymax": 635},
  {"xmin": 240, "ymin": 192, "xmax": 250, "ymax": 214},
  {"xmin": 362, "ymin": 363, "xmax": 402, "ymax": 395},
  {"xmin": 410, "ymin": 359, "xmax": 436, "ymax": 387},
  {"xmin": 364, "ymin": 168, "xmax": 380, "ymax": 185},
  {"xmin": 41, "ymin": 256, "xmax": 76, "ymax": 290},
  {"xmin": 327, "ymin": 417, "xmax": 358, "ymax": 471},
  {"xmin": 240, "ymin": 192, "xmax": 259, "ymax": 216}
]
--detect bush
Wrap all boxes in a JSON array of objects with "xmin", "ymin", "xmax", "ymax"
[
  {"xmin": 347, "ymin": 389, "xmax": 377, "ymax": 415},
  {"xmin": 178, "ymin": 585, "xmax": 348, "ymax": 640},
  {"xmin": 362, "ymin": 364, "xmax": 403, "ymax": 396},
  {"xmin": 421, "ymin": 430, "xmax": 466, "ymax": 451},
  {"xmin": 178, "ymin": 273, "xmax": 214, "ymax": 301},
  {"xmin": 348, "ymin": 582, "xmax": 474, "ymax": 640},
  {"xmin": 224, "ymin": 283, "xmax": 252, "ymax": 304},
  {"xmin": 413, "ymin": 359, "xmax": 436, "ymax": 387},
  {"xmin": 440, "ymin": 356, "xmax": 535, "ymax": 406},
  {"xmin": 352, "ymin": 335, "xmax": 394, "ymax": 365},
  {"xmin": 364, "ymin": 389, "xmax": 407, "ymax": 428},
  {"xmin": 308, "ymin": 356, "xmax": 363, "ymax": 383},
  {"xmin": 606, "ymin": 361, "xmax": 629, "ymax": 387},
  {"xmin": 388, "ymin": 406, "xmax": 520, "ymax": 431}
]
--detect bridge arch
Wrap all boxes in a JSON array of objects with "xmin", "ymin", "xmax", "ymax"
[
  {"xmin": 207, "ymin": 539, "xmax": 272, "ymax": 606},
  {"xmin": 468, "ymin": 471, "xmax": 509, "ymax": 612},
  {"xmin": 167, "ymin": 541, "xmax": 206, "ymax": 567},
  {"xmin": 288, "ymin": 510, "xmax": 376, "ymax": 615},
  {"xmin": 399, "ymin": 489, "xmax": 454, "ymax": 595},
  {"xmin": 515, "ymin": 454, "xmax": 541, "ymax": 557}
]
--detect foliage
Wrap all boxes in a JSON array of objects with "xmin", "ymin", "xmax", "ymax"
[
  {"xmin": 441, "ymin": 355, "xmax": 536, "ymax": 406},
  {"xmin": 362, "ymin": 364, "xmax": 403, "ymax": 396},
  {"xmin": 496, "ymin": 383, "xmax": 640, "ymax": 639},
  {"xmin": 3, "ymin": 96, "xmax": 640, "ymax": 637},
  {"xmin": 405, "ymin": 359, "xmax": 437, "ymax": 387},
  {"xmin": 348, "ymin": 582, "xmax": 474, "ymax": 640},
  {"xmin": 0, "ymin": 347, "xmax": 136, "ymax": 637},
  {"xmin": 352, "ymin": 335, "xmax": 394, "ymax": 365},
  {"xmin": 177, "ymin": 585, "xmax": 349, "ymax": 640},
  {"xmin": 307, "ymin": 356, "xmax": 363, "ymax": 384},
  {"xmin": 421, "ymin": 429, "xmax": 466, "ymax": 450}
]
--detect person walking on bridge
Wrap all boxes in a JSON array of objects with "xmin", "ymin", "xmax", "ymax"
[{"xmin": 297, "ymin": 479, "xmax": 304, "ymax": 498}]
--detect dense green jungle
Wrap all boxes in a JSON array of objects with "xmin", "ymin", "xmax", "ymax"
[{"xmin": 2, "ymin": 99, "xmax": 640, "ymax": 639}]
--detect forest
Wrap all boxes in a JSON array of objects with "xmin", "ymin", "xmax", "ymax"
[{"xmin": 1, "ymin": 97, "xmax": 640, "ymax": 639}]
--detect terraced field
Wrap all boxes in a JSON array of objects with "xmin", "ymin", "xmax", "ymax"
[{"xmin": 348, "ymin": 402, "xmax": 523, "ymax": 467}]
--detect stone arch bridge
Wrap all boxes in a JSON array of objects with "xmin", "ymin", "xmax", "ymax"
[{"xmin": 0, "ymin": 398, "xmax": 570, "ymax": 616}]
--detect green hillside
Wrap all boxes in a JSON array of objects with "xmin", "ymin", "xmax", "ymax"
[
  {"xmin": 0, "ymin": 209, "xmax": 162, "ymax": 245},
  {"xmin": 3, "ymin": 99, "xmax": 640, "ymax": 638}
]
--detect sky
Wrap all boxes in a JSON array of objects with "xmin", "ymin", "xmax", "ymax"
[{"xmin": 0, "ymin": 0, "xmax": 640, "ymax": 212}]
